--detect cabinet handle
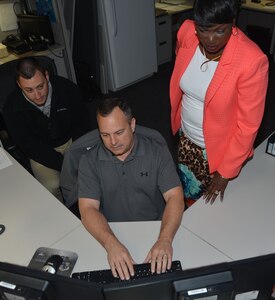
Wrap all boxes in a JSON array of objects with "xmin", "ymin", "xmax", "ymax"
[{"xmin": 158, "ymin": 21, "xmax": 167, "ymax": 26}]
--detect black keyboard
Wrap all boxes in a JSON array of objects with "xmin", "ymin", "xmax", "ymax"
[
  {"xmin": 7, "ymin": 43, "xmax": 30, "ymax": 55},
  {"xmin": 72, "ymin": 260, "xmax": 182, "ymax": 285}
]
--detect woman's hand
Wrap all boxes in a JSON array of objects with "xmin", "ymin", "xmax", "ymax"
[{"xmin": 203, "ymin": 172, "xmax": 229, "ymax": 204}]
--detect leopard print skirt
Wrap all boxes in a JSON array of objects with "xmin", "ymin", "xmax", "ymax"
[{"xmin": 178, "ymin": 132, "xmax": 211, "ymax": 206}]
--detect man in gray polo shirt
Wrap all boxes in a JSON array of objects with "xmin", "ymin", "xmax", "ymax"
[{"xmin": 78, "ymin": 98, "xmax": 184, "ymax": 281}]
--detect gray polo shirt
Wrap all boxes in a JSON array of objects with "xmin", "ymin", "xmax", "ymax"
[{"xmin": 78, "ymin": 128, "xmax": 181, "ymax": 222}]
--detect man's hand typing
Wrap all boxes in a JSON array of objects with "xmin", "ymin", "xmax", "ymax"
[
  {"xmin": 144, "ymin": 237, "xmax": 173, "ymax": 274},
  {"xmin": 105, "ymin": 237, "xmax": 136, "ymax": 280}
]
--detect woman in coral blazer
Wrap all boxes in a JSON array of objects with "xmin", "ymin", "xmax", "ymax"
[{"xmin": 170, "ymin": 0, "xmax": 268, "ymax": 206}]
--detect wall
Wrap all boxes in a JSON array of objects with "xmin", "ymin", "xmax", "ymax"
[
  {"xmin": 0, "ymin": 0, "xmax": 19, "ymax": 41},
  {"xmin": 0, "ymin": 28, "xmax": 17, "ymax": 42}
]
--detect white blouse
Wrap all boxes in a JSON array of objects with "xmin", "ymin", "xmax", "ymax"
[{"xmin": 180, "ymin": 46, "xmax": 218, "ymax": 148}]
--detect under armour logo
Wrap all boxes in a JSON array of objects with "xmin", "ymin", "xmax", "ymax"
[{"xmin": 140, "ymin": 172, "xmax": 148, "ymax": 177}]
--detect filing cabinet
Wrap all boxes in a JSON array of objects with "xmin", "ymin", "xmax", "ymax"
[{"xmin": 155, "ymin": 14, "xmax": 172, "ymax": 65}]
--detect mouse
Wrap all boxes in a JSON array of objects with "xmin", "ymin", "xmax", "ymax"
[
  {"xmin": 42, "ymin": 255, "xmax": 63, "ymax": 274},
  {"xmin": 0, "ymin": 224, "xmax": 5, "ymax": 235}
]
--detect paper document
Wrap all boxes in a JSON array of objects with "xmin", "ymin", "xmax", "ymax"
[{"xmin": 0, "ymin": 147, "xmax": 13, "ymax": 170}]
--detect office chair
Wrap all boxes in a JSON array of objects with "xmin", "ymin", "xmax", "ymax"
[
  {"xmin": 0, "ymin": 55, "xmax": 57, "ymax": 172},
  {"xmin": 60, "ymin": 125, "xmax": 168, "ymax": 208}
]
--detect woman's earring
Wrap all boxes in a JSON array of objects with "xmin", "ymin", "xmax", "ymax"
[
  {"xmin": 195, "ymin": 30, "xmax": 197, "ymax": 35},
  {"xmin": 232, "ymin": 26, "xmax": 238, "ymax": 36}
]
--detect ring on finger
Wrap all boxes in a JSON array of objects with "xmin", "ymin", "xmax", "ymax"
[{"xmin": 214, "ymin": 190, "xmax": 219, "ymax": 195}]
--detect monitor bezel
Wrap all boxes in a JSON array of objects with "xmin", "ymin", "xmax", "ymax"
[
  {"xmin": 1, "ymin": 253, "xmax": 275, "ymax": 300},
  {"xmin": 104, "ymin": 254, "xmax": 275, "ymax": 300},
  {"xmin": 0, "ymin": 262, "xmax": 104, "ymax": 300}
]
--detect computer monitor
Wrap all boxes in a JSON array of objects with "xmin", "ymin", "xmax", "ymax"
[
  {"xmin": 104, "ymin": 254, "xmax": 275, "ymax": 300},
  {"xmin": 1, "ymin": 254, "xmax": 275, "ymax": 300},
  {"xmin": 17, "ymin": 14, "xmax": 55, "ymax": 49},
  {"xmin": 0, "ymin": 262, "xmax": 104, "ymax": 300}
]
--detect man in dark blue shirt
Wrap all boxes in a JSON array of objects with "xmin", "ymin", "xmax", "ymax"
[{"xmin": 4, "ymin": 57, "xmax": 89, "ymax": 201}]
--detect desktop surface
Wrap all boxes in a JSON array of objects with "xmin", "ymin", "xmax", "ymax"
[
  {"xmin": 242, "ymin": 0, "xmax": 275, "ymax": 13},
  {"xmin": 155, "ymin": 0, "xmax": 194, "ymax": 14},
  {"xmin": 51, "ymin": 222, "xmax": 230, "ymax": 273},
  {"xmin": 181, "ymin": 138, "xmax": 275, "ymax": 261},
  {"xmin": 0, "ymin": 151, "xmax": 80, "ymax": 266},
  {"xmin": 161, "ymin": 0, "xmax": 188, "ymax": 4}
]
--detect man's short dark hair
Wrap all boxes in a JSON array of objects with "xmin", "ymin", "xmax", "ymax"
[
  {"xmin": 15, "ymin": 57, "xmax": 47, "ymax": 81},
  {"xmin": 97, "ymin": 98, "xmax": 133, "ymax": 122},
  {"xmin": 194, "ymin": 0, "xmax": 239, "ymax": 27}
]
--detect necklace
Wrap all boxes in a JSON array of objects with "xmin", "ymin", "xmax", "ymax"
[{"xmin": 200, "ymin": 46, "xmax": 222, "ymax": 72}]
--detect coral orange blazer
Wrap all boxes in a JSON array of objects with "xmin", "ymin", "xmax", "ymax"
[{"xmin": 170, "ymin": 20, "xmax": 269, "ymax": 178}]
